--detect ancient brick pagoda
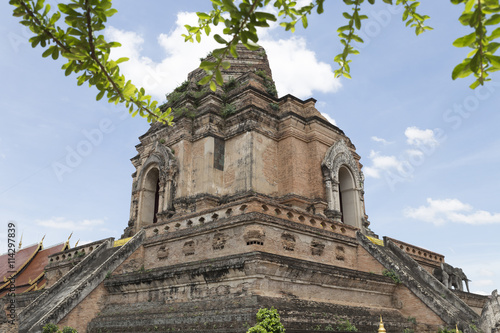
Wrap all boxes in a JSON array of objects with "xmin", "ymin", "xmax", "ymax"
[{"xmin": 2, "ymin": 45, "xmax": 497, "ymax": 333}]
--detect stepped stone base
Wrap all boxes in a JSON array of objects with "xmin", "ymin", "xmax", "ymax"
[{"xmin": 85, "ymin": 251, "xmax": 443, "ymax": 333}]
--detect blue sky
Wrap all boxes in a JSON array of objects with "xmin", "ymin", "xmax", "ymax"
[{"xmin": 1, "ymin": 1, "xmax": 499, "ymax": 295}]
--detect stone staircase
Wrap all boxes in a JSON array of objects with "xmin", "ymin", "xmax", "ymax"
[
  {"xmin": 357, "ymin": 232, "xmax": 480, "ymax": 333},
  {"xmin": 19, "ymin": 230, "xmax": 145, "ymax": 333}
]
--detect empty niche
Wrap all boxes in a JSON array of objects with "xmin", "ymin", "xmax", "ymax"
[
  {"xmin": 311, "ymin": 240, "xmax": 325, "ymax": 256},
  {"xmin": 281, "ymin": 233, "xmax": 296, "ymax": 251},
  {"xmin": 183, "ymin": 240, "xmax": 195, "ymax": 256},
  {"xmin": 244, "ymin": 227, "xmax": 265, "ymax": 246},
  {"xmin": 335, "ymin": 245, "xmax": 345, "ymax": 261},
  {"xmin": 212, "ymin": 232, "xmax": 227, "ymax": 250},
  {"xmin": 157, "ymin": 245, "xmax": 169, "ymax": 259}
]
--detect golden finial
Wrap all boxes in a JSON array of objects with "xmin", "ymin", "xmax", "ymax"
[
  {"xmin": 456, "ymin": 324, "xmax": 459, "ymax": 333},
  {"xmin": 74, "ymin": 239, "xmax": 80, "ymax": 248},
  {"xmin": 65, "ymin": 232, "xmax": 73, "ymax": 249},
  {"xmin": 18, "ymin": 232, "xmax": 23, "ymax": 249},
  {"xmin": 378, "ymin": 316, "xmax": 387, "ymax": 333},
  {"xmin": 39, "ymin": 234, "xmax": 46, "ymax": 249}
]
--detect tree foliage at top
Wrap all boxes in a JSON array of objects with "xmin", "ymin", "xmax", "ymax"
[{"xmin": 9, "ymin": 0, "xmax": 500, "ymax": 123}]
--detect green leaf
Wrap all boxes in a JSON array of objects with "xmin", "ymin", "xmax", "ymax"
[
  {"xmin": 42, "ymin": 46, "xmax": 53, "ymax": 58},
  {"xmin": 489, "ymin": 27, "xmax": 500, "ymax": 40},
  {"xmin": 487, "ymin": 54, "xmax": 500, "ymax": 67},
  {"xmin": 96, "ymin": 90, "xmax": 105, "ymax": 101},
  {"xmin": 197, "ymin": 12, "xmax": 211, "ymax": 20},
  {"xmin": 453, "ymin": 32, "xmax": 476, "ymax": 47},
  {"xmin": 485, "ymin": 14, "xmax": 500, "ymax": 25},
  {"xmin": 116, "ymin": 57, "xmax": 129, "ymax": 64},
  {"xmin": 452, "ymin": 60, "xmax": 472, "ymax": 80},
  {"xmin": 465, "ymin": 0, "xmax": 476, "ymax": 12},
  {"xmin": 213, "ymin": 34, "xmax": 227, "ymax": 44},
  {"xmin": 215, "ymin": 69, "xmax": 223, "ymax": 85},
  {"xmin": 209, "ymin": 80, "xmax": 217, "ymax": 91},
  {"xmin": 198, "ymin": 75, "xmax": 212, "ymax": 85}
]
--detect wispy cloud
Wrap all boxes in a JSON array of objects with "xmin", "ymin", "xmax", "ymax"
[
  {"xmin": 404, "ymin": 198, "xmax": 500, "ymax": 225},
  {"xmin": 36, "ymin": 217, "xmax": 105, "ymax": 230},
  {"xmin": 105, "ymin": 11, "xmax": 340, "ymax": 101},
  {"xmin": 371, "ymin": 136, "xmax": 392, "ymax": 145},
  {"xmin": 364, "ymin": 127, "xmax": 441, "ymax": 180}
]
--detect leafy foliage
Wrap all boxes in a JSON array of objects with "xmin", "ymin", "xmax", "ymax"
[
  {"xmin": 247, "ymin": 307, "xmax": 286, "ymax": 333},
  {"xmin": 451, "ymin": 0, "xmax": 500, "ymax": 88},
  {"xmin": 335, "ymin": 317, "xmax": 358, "ymax": 332},
  {"xmin": 42, "ymin": 323, "xmax": 78, "ymax": 333},
  {"xmin": 9, "ymin": 0, "xmax": 500, "ymax": 124},
  {"xmin": 383, "ymin": 269, "xmax": 402, "ymax": 284},
  {"xmin": 9, "ymin": 0, "xmax": 172, "ymax": 124}
]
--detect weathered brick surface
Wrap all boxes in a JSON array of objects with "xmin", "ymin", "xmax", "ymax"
[{"xmin": 57, "ymin": 283, "xmax": 107, "ymax": 333}]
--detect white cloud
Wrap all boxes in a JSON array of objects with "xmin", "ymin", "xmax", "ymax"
[
  {"xmin": 105, "ymin": 11, "xmax": 340, "ymax": 101},
  {"xmin": 405, "ymin": 126, "xmax": 439, "ymax": 147},
  {"xmin": 260, "ymin": 36, "xmax": 341, "ymax": 97},
  {"xmin": 371, "ymin": 136, "xmax": 392, "ymax": 145},
  {"xmin": 321, "ymin": 112, "xmax": 337, "ymax": 125},
  {"xmin": 363, "ymin": 150, "xmax": 404, "ymax": 178},
  {"xmin": 36, "ymin": 217, "xmax": 105, "ymax": 230},
  {"xmin": 406, "ymin": 149, "xmax": 424, "ymax": 157},
  {"xmin": 404, "ymin": 198, "xmax": 500, "ymax": 226},
  {"xmin": 364, "ymin": 127, "xmax": 439, "ymax": 179}
]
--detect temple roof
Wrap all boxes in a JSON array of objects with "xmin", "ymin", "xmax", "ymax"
[{"xmin": 0, "ymin": 239, "xmax": 69, "ymax": 297}]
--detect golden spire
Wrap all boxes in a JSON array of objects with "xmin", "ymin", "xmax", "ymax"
[
  {"xmin": 456, "ymin": 324, "xmax": 459, "ymax": 333},
  {"xmin": 378, "ymin": 316, "xmax": 387, "ymax": 333},
  {"xmin": 74, "ymin": 239, "xmax": 80, "ymax": 248},
  {"xmin": 65, "ymin": 232, "xmax": 73, "ymax": 249},
  {"xmin": 18, "ymin": 232, "xmax": 23, "ymax": 249},
  {"xmin": 40, "ymin": 234, "xmax": 46, "ymax": 249}
]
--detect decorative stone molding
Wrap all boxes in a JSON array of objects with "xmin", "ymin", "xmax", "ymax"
[
  {"xmin": 157, "ymin": 245, "xmax": 169, "ymax": 259},
  {"xmin": 244, "ymin": 226, "xmax": 265, "ymax": 246},
  {"xmin": 321, "ymin": 140, "xmax": 366, "ymax": 231},
  {"xmin": 281, "ymin": 233, "xmax": 296, "ymax": 251},
  {"xmin": 311, "ymin": 240, "xmax": 325, "ymax": 256},
  {"xmin": 335, "ymin": 245, "xmax": 345, "ymax": 261},
  {"xmin": 128, "ymin": 140, "xmax": 179, "ymax": 233},
  {"xmin": 183, "ymin": 241, "xmax": 195, "ymax": 256},
  {"xmin": 212, "ymin": 232, "xmax": 227, "ymax": 250}
]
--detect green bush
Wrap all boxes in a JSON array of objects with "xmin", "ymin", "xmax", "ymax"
[
  {"xmin": 42, "ymin": 323, "xmax": 78, "ymax": 333},
  {"xmin": 335, "ymin": 317, "xmax": 358, "ymax": 332},
  {"xmin": 247, "ymin": 307, "xmax": 286, "ymax": 333},
  {"xmin": 42, "ymin": 323, "xmax": 60, "ymax": 333},
  {"xmin": 382, "ymin": 269, "xmax": 402, "ymax": 284}
]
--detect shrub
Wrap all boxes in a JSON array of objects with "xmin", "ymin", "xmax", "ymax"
[
  {"xmin": 42, "ymin": 323, "xmax": 78, "ymax": 333},
  {"xmin": 383, "ymin": 269, "xmax": 402, "ymax": 284},
  {"xmin": 247, "ymin": 307, "xmax": 286, "ymax": 333},
  {"xmin": 335, "ymin": 317, "xmax": 358, "ymax": 332}
]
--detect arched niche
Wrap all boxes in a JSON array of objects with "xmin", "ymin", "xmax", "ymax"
[
  {"xmin": 140, "ymin": 167, "xmax": 160, "ymax": 225},
  {"xmin": 321, "ymin": 140, "xmax": 365, "ymax": 230},
  {"xmin": 131, "ymin": 141, "xmax": 178, "ymax": 232}
]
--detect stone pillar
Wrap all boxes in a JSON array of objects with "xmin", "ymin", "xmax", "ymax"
[{"xmin": 324, "ymin": 176, "xmax": 342, "ymax": 222}]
